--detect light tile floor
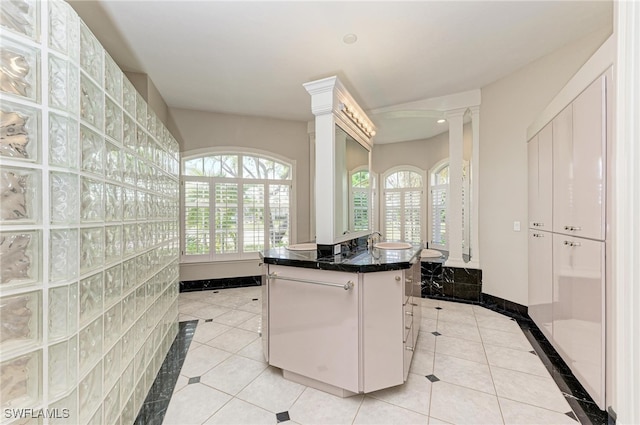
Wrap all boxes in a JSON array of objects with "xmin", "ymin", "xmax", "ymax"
[{"xmin": 163, "ymin": 287, "xmax": 579, "ymax": 425}]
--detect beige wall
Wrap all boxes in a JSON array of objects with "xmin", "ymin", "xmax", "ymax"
[
  {"xmin": 170, "ymin": 108, "xmax": 311, "ymax": 280},
  {"xmin": 479, "ymin": 27, "xmax": 611, "ymax": 305}
]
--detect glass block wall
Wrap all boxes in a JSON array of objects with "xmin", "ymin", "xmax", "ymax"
[{"xmin": 0, "ymin": 1, "xmax": 180, "ymax": 424}]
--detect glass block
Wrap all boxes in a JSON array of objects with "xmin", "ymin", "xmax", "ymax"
[
  {"xmin": 105, "ymin": 183, "xmax": 122, "ymax": 222},
  {"xmin": 0, "ymin": 290, "xmax": 40, "ymax": 353},
  {"xmin": 122, "ymin": 114, "xmax": 135, "ymax": 151},
  {"xmin": 0, "ymin": 0, "xmax": 38, "ymax": 40},
  {"xmin": 133, "ymin": 347, "xmax": 145, "ymax": 385},
  {"xmin": 49, "ymin": 54, "xmax": 79, "ymax": 114},
  {"xmin": 105, "ymin": 141, "xmax": 122, "ymax": 182},
  {"xmin": 104, "ymin": 303, "xmax": 121, "ymax": 351},
  {"xmin": 0, "ymin": 39, "xmax": 39, "ymax": 101},
  {"xmin": 135, "ymin": 254, "xmax": 147, "ymax": 283},
  {"xmin": 121, "ymin": 187, "xmax": 134, "ymax": 221},
  {"xmin": 50, "ymin": 229, "xmax": 79, "ymax": 282},
  {"xmin": 105, "ymin": 99, "xmax": 122, "ymax": 143},
  {"xmin": 48, "ymin": 335, "xmax": 77, "ymax": 398},
  {"xmin": 80, "ymin": 177, "xmax": 104, "ymax": 222},
  {"xmin": 48, "ymin": 283, "xmax": 77, "ymax": 340},
  {"xmin": 104, "ymin": 54, "xmax": 122, "ymax": 105},
  {"xmin": 50, "ymin": 171, "xmax": 78, "ymax": 224},
  {"xmin": 122, "ymin": 151, "xmax": 136, "ymax": 186},
  {"xmin": 0, "ymin": 230, "xmax": 39, "ymax": 287},
  {"xmin": 1, "ymin": 166, "xmax": 39, "ymax": 224},
  {"xmin": 135, "ymin": 93, "xmax": 146, "ymax": 127},
  {"xmin": 78, "ymin": 360, "xmax": 102, "ymax": 424},
  {"xmin": 147, "ymin": 109, "xmax": 156, "ymax": 140},
  {"xmin": 135, "ymin": 286, "xmax": 146, "ymax": 321},
  {"xmin": 122, "ymin": 78, "xmax": 135, "ymax": 118},
  {"xmin": 79, "ymin": 316, "xmax": 102, "ymax": 375},
  {"xmin": 122, "ymin": 258, "xmax": 136, "ymax": 293},
  {"xmin": 81, "ymin": 124, "xmax": 104, "ymax": 175},
  {"xmin": 0, "ymin": 99, "xmax": 39, "ymax": 161},
  {"xmin": 80, "ymin": 74, "xmax": 103, "ymax": 130},
  {"xmin": 120, "ymin": 392, "xmax": 134, "ymax": 425},
  {"xmin": 104, "ymin": 264, "xmax": 121, "ymax": 308},
  {"xmin": 133, "ymin": 375, "xmax": 144, "ymax": 414},
  {"xmin": 79, "ymin": 22, "xmax": 103, "ymax": 84},
  {"xmin": 104, "ymin": 380, "xmax": 120, "ymax": 425},
  {"xmin": 120, "ymin": 359, "xmax": 134, "ymax": 400},
  {"xmin": 0, "ymin": 349, "xmax": 41, "ymax": 409},
  {"xmin": 104, "ymin": 225, "xmax": 122, "ymax": 264},
  {"xmin": 49, "ymin": 389, "xmax": 77, "ymax": 425},
  {"xmin": 79, "ymin": 272, "xmax": 102, "ymax": 327},
  {"xmin": 49, "ymin": 113, "xmax": 79, "ymax": 168},
  {"xmin": 49, "ymin": 0, "xmax": 71, "ymax": 53},
  {"xmin": 80, "ymin": 227, "xmax": 104, "ymax": 274},
  {"xmin": 122, "ymin": 224, "xmax": 136, "ymax": 256},
  {"xmin": 121, "ymin": 291, "xmax": 135, "ymax": 332}
]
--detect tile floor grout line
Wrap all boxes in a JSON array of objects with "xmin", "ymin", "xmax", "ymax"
[{"xmin": 475, "ymin": 305, "xmax": 507, "ymax": 425}]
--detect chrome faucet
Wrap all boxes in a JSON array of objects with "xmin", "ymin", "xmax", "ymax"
[{"xmin": 368, "ymin": 231, "xmax": 383, "ymax": 250}]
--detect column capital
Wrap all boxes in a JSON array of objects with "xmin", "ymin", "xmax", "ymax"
[{"xmin": 468, "ymin": 105, "xmax": 480, "ymax": 115}]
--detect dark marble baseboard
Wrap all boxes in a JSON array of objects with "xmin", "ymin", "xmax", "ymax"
[
  {"xmin": 421, "ymin": 262, "xmax": 482, "ymax": 302},
  {"xmin": 518, "ymin": 318, "xmax": 609, "ymax": 425},
  {"xmin": 134, "ymin": 320, "xmax": 197, "ymax": 425},
  {"xmin": 180, "ymin": 276, "xmax": 261, "ymax": 292}
]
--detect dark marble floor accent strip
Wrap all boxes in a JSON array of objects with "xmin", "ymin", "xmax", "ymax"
[
  {"xmin": 134, "ymin": 320, "xmax": 198, "ymax": 425},
  {"xmin": 180, "ymin": 275, "xmax": 261, "ymax": 292},
  {"xmin": 518, "ymin": 320, "xmax": 609, "ymax": 425}
]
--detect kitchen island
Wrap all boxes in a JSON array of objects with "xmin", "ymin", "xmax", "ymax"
[{"xmin": 260, "ymin": 244, "xmax": 422, "ymax": 397}]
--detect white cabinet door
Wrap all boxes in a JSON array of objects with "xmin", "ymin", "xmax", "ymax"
[
  {"xmin": 552, "ymin": 234, "xmax": 605, "ymax": 409},
  {"xmin": 571, "ymin": 76, "xmax": 606, "ymax": 240},
  {"xmin": 553, "ymin": 76, "xmax": 606, "ymax": 240},
  {"xmin": 528, "ymin": 229, "xmax": 553, "ymax": 341},
  {"xmin": 552, "ymin": 104, "xmax": 573, "ymax": 235},
  {"xmin": 268, "ymin": 265, "xmax": 360, "ymax": 392},
  {"xmin": 528, "ymin": 124, "xmax": 553, "ymax": 231},
  {"xmin": 362, "ymin": 270, "xmax": 404, "ymax": 392}
]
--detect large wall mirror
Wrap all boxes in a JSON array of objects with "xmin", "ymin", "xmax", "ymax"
[{"xmin": 334, "ymin": 124, "xmax": 370, "ymax": 238}]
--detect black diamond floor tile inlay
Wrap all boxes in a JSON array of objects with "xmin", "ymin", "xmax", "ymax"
[
  {"xmin": 426, "ymin": 374, "xmax": 440, "ymax": 382},
  {"xmin": 188, "ymin": 376, "xmax": 200, "ymax": 384},
  {"xmin": 435, "ymin": 307, "xmax": 442, "ymax": 310},
  {"xmin": 565, "ymin": 411, "xmax": 578, "ymax": 421},
  {"xmin": 432, "ymin": 331, "xmax": 441, "ymax": 336},
  {"xmin": 204, "ymin": 319, "xmax": 213, "ymax": 323},
  {"xmin": 276, "ymin": 411, "xmax": 290, "ymax": 423}
]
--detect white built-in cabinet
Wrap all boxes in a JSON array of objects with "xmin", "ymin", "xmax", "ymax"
[
  {"xmin": 264, "ymin": 261, "xmax": 421, "ymax": 395},
  {"xmin": 528, "ymin": 71, "xmax": 609, "ymax": 410}
]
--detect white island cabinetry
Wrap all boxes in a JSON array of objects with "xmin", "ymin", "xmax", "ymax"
[{"xmin": 264, "ymin": 260, "xmax": 421, "ymax": 396}]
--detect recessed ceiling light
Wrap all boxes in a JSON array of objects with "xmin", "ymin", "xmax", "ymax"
[
  {"xmin": 437, "ymin": 119, "xmax": 446, "ymax": 124},
  {"xmin": 343, "ymin": 33, "xmax": 358, "ymax": 44}
]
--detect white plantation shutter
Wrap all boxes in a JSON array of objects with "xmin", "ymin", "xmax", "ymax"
[
  {"xmin": 382, "ymin": 169, "xmax": 424, "ymax": 243},
  {"xmin": 215, "ymin": 182, "xmax": 238, "ymax": 254},
  {"xmin": 269, "ymin": 184, "xmax": 290, "ymax": 247},
  {"xmin": 184, "ymin": 181, "xmax": 210, "ymax": 256},
  {"xmin": 243, "ymin": 184, "xmax": 265, "ymax": 252},
  {"xmin": 431, "ymin": 185, "xmax": 447, "ymax": 248}
]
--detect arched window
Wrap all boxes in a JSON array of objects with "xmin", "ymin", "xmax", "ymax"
[
  {"xmin": 350, "ymin": 167, "xmax": 370, "ymax": 232},
  {"xmin": 182, "ymin": 151, "xmax": 294, "ymax": 261},
  {"xmin": 381, "ymin": 168, "xmax": 424, "ymax": 244}
]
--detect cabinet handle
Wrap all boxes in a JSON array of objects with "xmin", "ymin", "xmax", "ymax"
[
  {"xmin": 268, "ymin": 273, "xmax": 355, "ymax": 290},
  {"xmin": 411, "ymin": 303, "xmax": 419, "ymax": 307},
  {"xmin": 532, "ymin": 233, "xmax": 544, "ymax": 238},
  {"xmin": 405, "ymin": 277, "xmax": 413, "ymax": 283},
  {"xmin": 533, "ymin": 222, "xmax": 544, "ymax": 227},
  {"xmin": 405, "ymin": 311, "xmax": 413, "ymax": 316},
  {"xmin": 405, "ymin": 325, "xmax": 411, "ymax": 330},
  {"xmin": 405, "ymin": 346, "xmax": 414, "ymax": 351},
  {"xmin": 395, "ymin": 276, "xmax": 401, "ymax": 282},
  {"xmin": 564, "ymin": 225, "xmax": 582, "ymax": 232},
  {"xmin": 563, "ymin": 240, "xmax": 581, "ymax": 247}
]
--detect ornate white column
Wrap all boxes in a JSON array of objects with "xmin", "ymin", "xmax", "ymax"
[
  {"xmin": 445, "ymin": 108, "xmax": 467, "ymax": 267},
  {"xmin": 467, "ymin": 106, "xmax": 481, "ymax": 268}
]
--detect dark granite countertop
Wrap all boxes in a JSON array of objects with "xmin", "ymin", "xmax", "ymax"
[{"xmin": 260, "ymin": 244, "xmax": 423, "ymax": 273}]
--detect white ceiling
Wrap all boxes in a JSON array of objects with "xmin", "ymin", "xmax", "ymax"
[{"xmin": 75, "ymin": 0, "xmax": 612, "ymax": 143}]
